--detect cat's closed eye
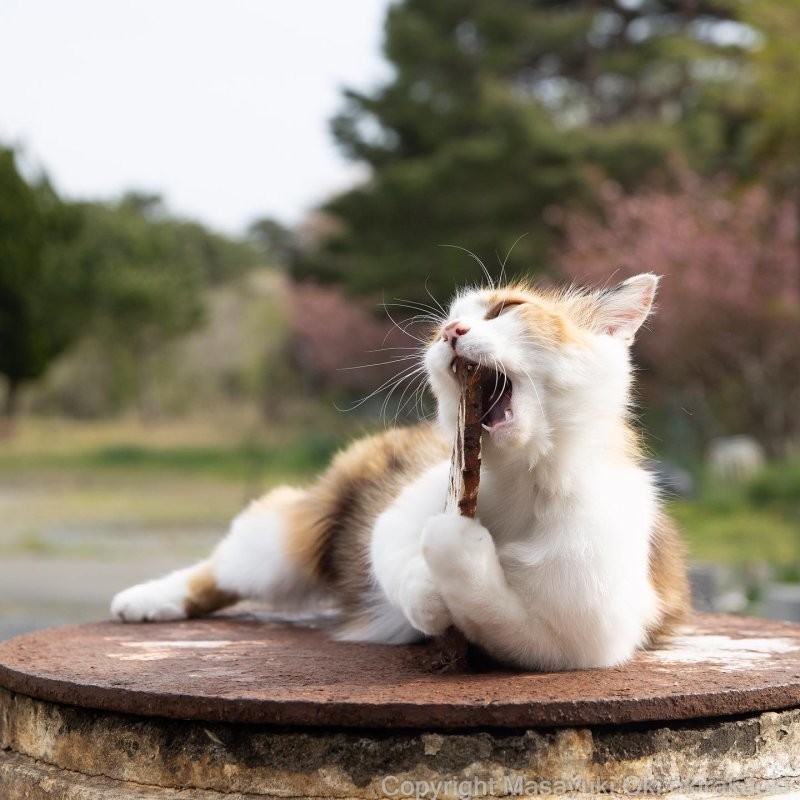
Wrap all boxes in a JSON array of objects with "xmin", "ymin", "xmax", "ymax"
[{"xmin": 485, "ymin": 299, "xmax": 526, "ymax": 320}]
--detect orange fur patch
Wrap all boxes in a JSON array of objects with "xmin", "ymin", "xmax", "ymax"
[
  {"xmin": 184, "ymin": 562, "xmax": 238, "ymax": 617},
  {"xmin": 279, "ymin": 425, "xmax": 449, "ymax": 621},
  {"xmin": 647, "ymin": 513, "xmax": 691, "ymax": 642},
  {"xmin": 482, "ymin": 287, "xmax": 587, "ymax": 348},
  {"xmin": 286, "ymin": 501, "xmax": 328, "ymax": 583}
]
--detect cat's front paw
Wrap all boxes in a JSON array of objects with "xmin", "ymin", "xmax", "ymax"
[
  {"xmin": 421, "ymin": 513, "xmax": 494, "ymax": 578},
  {"xmin": 400, "ymin": 558, "xmax": 452, "ymax": 636},
  {"xmin": 111, "ymin": 571, "xmax": 191, "ymax": 622}
]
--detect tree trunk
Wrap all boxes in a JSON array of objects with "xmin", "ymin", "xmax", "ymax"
[
  {"xmin": 3, "ymin": 379, "xmax": 20, "ymax": 417},
  {"xmin": 1, "ymin": 378, "xmax": 21, "ymax": 438}
]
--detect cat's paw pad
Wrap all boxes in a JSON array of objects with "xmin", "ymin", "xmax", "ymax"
[
  {"xmin": 401, "ymin": 564, "xmax": 452, "ymax": 636},
  {"xmin": 111, "ymin": 577, "xmax": 189, "ymax": 623},
  {"xmin": 421, "ymin": 513, "xmax": 493, "ymax": 575}
]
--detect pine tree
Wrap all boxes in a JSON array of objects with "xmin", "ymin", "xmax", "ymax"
[{"xmin": 295, "ymin": 0, "xmax": 751, "ymax": 301}]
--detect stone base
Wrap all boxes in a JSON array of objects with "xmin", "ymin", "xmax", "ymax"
[
  {"xmin": 2, "ymin": 687, "xmax": 800, "ymax": 799},
  {"xmin": 0, "ymin": 749, "xmax": 249, "ymax": 800}
]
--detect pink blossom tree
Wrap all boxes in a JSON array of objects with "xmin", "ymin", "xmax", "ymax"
[
  {"xmin": 556, "ymin": 171, "xmax": 800, "ymax": 454},
  {"xmin": 288, "ymin": 282, "xmax": 435, "ymax": 421}
]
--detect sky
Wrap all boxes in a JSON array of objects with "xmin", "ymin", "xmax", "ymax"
[{"xmin": 0, "ymin": 0, "xmax": 393, "ymax": 234}]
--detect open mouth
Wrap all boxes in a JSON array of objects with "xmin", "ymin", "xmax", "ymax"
[{"xmin": 450, "ymin": 357, "xmax": 513, "ymax": 432}]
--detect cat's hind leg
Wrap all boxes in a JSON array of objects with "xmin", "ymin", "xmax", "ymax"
[{"xmin": 111, "ymin": 487, "xmax": 326, "ymax": 622}]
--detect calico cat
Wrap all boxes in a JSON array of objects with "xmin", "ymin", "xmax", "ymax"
[{"xmin": 111, "ymin": 273, "xmax": 689, "ymax": 670}]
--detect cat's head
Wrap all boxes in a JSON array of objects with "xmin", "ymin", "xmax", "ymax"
[{"xmin": 425, "ymin": 274, "xmax": 658, "ymax": 464}]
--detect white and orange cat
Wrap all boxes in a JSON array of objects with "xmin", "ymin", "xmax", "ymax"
[{"xmin": 112, "ymin": 273, "xmax": 689, "ymax": 670}]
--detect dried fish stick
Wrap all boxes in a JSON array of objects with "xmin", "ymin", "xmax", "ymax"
[
  {"xmin": 445, "ymin": 361, "xmax": 483, "ymax": 518},
  {"xmin": 427, "ymin": 360, "xmax": 483, "ymax": 673}
]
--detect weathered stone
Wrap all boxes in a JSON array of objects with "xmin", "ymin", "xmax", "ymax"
[
  {"xmin": 0, "ymin": 749, "xmax": 263, "ymax": 799},
  {"xmin": 2, "ymin": 688, "xmax": 800, "ymax": 798}
]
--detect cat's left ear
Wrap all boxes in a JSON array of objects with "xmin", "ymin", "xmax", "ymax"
[{"xmin": 593, "ymin": 273, "xmax": 659, "ymax": 345}]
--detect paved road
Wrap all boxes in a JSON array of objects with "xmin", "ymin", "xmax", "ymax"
[{"xmin": 0, "ymin": 556, "xmax": 201, "ymax": 641}]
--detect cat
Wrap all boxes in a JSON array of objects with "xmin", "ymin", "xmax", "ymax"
[{"xmin": 111, "ymin": 273, "xmax": 689, "ymax": 671}]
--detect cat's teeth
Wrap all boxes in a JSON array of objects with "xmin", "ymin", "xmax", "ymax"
[
  {"xmin": 481, "ymin": 423, "xmax": 492, "ymax": 432},
  {"xmin": 504, "ymin": 409, "xmax": 513, "ymax": 421},
  {"xmin": 452, "ymin": 363, "xmax": 457, "ymax": 373}
]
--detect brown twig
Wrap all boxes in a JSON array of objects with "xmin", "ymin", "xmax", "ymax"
[
  {"xmin": 445, "ymin": 361, "xmax": 484, "ymax": 519},
  {"xmin": 425, "ymin": 360, "xmax": 483, "ymax": 673}
]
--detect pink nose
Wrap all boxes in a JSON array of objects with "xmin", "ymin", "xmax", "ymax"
[{"xmin": 442, "ymin": 320, "xmax": 470, "ymax": 348}]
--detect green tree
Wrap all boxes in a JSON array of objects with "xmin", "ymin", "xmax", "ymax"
[
  {"xmin": 75, "ymin": 197, "xmax": 243, "ymax": 418},
  {"xmin": 737, "ymin": 0, "xmax": 800, "ymax": 191},
  {"xmin": 248, "ymin": 217, "xmax": 295, "ymax": 267},
  {"xmin": 0, "ymin": 148, "xmax": 89, "ymax": 421},
  {"xmin": 68, "ymin": 194, "xmax": 261, "ymax": 418},
  {"xmin": 295, "ymin": 0, "xmax": 752, "ymax": 300}
]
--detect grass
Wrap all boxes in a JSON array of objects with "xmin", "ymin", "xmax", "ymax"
[
  {"xmin": 2, "ymin": 414, "xmax": 799, "ymax": 571},
  {"xmin": 0, "ymin": 409, "xmax": 357, "ymax": 480},
  {"xmin": 0, "ymin": 412, "xmax": 361, "ymax": 557},
  {"xmin": 670, "ymin": 502, "xmax": 798, "ymax": 564},
  {"xmin": 0, "ymin": 406, "xmax": 376, "ymax": 485},
  {"xmin": 0, "ymin": 437, "xmax": 342, "ymax": 482},
  {"xmin": 668, "ymin": 459, "xmax": 800, "ymax": 570}
]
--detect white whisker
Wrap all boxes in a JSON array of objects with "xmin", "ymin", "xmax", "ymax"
[
  {"xmin": 517, "ymin": 364, "xmax": 546, "ymax": 420},
  {"xmin": 425, "ymin": 276, "xmax": 448, "ymax": 318},
  {"xmin": 439, "ymin": 244, "xmax": 495, "ymax": 289},
  {"xmin": 497, "ymin": 232, "xmax": 529, "ymax": 288},
  {"xmin": 365, "ymin": 347, "xmax": 423, "ymax": 352},
  {"xmin": 481, "ymin": 356, "xmax": 509, "ymax": 421},
  {"xmin": 387, "ymin": 297, "xmax": 445, "ymax": 319},
  {"xmin": 379, "ymin": 366, "xmax": 427, "ymax": 424},
  {"xmin": 336, "ymin": 362, "xmax": 426, "ymax": 413},
  {"xmin": 338, "ymin": 355, "xmax": 419, "ymax": 371},
  {"xmin": 381, "ymin": 305, "xmax": 429, "ymax": 346}
]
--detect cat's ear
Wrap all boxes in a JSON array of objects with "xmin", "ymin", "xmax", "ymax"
[{"xmin": 593, "ymin": 273, "xmax": 659, "ymax": 345}]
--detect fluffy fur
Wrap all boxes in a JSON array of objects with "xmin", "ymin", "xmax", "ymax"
[{"xmin": 112, "ymin": 273, "xmax": 689, "ymax": 670}]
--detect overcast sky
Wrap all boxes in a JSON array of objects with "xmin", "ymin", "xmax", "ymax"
[{"xmin": 0, "ymin": 0, "xmax": 393, "ymax": 234}]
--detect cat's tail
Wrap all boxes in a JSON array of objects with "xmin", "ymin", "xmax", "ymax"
[{"xmin": 111, "ymin": 485, "xmax": 332, "ymax": 622}]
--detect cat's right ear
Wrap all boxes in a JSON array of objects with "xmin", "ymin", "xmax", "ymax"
[{"xmin": 592, "ymin": 273, "xmax": 659, "ymax": 345}]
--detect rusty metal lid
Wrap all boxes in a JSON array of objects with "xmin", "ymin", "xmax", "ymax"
[{"xmin": 1, "ymin": 612, "xmax": 799, "ymax": 729}]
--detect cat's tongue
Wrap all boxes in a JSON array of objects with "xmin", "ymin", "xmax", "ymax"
[{"xmin": 482, "ymin": 376, "xmax": 512, "ymax": 431}]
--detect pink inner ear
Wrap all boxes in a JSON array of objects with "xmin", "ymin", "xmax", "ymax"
[
  {"xmin": 620, "ymin": 304, "xmax": 648, "ymax": 328},
  {"xmin": 597, "ymin": 279, "xmax": 656, "ymax": 341}
]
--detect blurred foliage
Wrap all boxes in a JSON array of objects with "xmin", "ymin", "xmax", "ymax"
[
  {"xmin": 287, "ymin": 0, "xmax": 800, "ymax": 453},
  {"xmin": 737, "ymin": 0, "xmax": 800, "ymax": 193},
  {"xmin": 248, "ymin": 217, "xmax": 295, "ymax": 266},
  {"xmin": 0, "ymin": 157, "xmax": 262, "ymax": 422},
  {"xmin": 0, "ymin": 148, "xmax": 91, "ymax": 417},
  {"xmin": 0, "ymin": 412, "xmax": 359, "ymax": 517},
  {"xmin": 0, "ymin": 437, "xmax": 341, "ymax": 483},
  {"xmin": 71, "ymin": 194, "xmax": 259, "ymax": 418},
  {"xmin": 748, "ymin": 458, "xmax": 800, "ymax": 514},
  {"xmin": 670, "ymin": 456, "xmax": 800, "ymax": 565},
  {"xmin": 557, "ymin": 169, "xmax": 800, "ymax": 454},
  {"xmin": 32, "ymin": 270, "xmax": 287, "ymax": 421},
  {"xmin": 295, "ymin": 0, "xmax": 753, "ymax": 300},
  {"xmin": 5, "ymin": 0, "xmax": 800, "ymax": 466}
]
